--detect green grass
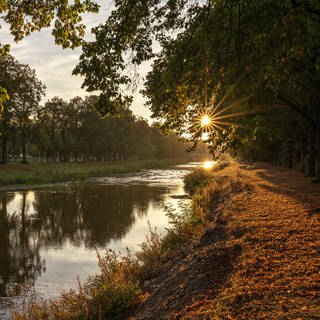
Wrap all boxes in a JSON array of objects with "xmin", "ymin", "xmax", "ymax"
[
  {"xmin": 0, "ymin": 159, "xmax": 186, "ymax": 187},
  {"xmin": 183, "ymin": 159, "xmax": 230, "ymax": 194}
]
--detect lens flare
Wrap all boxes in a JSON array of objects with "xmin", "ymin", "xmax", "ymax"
[
  {"xmin": 194, "ymin": 108, "xmax": 222, "ymax": 134},
  {"xmin": 203, "ymin": 160, "xmax": 215, "ymax": 169}
]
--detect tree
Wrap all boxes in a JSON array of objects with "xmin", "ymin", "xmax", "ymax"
[
  {"xmin": 0, "ymin": 0, "xmax": 99, "ymax": 107},
  {"xmin": 0, "ymin": 0, "xmax": 99, "ymax": 50},
  {"xmin": 35, "ymin": 97, "xmax": 68, "ymax": 162},
  {"xmin": 0, "ymin": 55, "xmax": 45, "ymax": 163},
  {"xmin": 74, "ymin": 0, "xmax": 200, "ymax": 116},
  {"xmin": 0, "ymin": 55, "xmax": 17, "ymax": 163},
  {"xmin": 14, "ymin": 65, "xmax": 46, "ymax": 163}
]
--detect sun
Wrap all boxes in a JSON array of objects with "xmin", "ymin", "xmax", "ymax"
[
  {"xmin": 194, "ymin": 109, "xmax": 217, "ymax": 133},
  {"xmin": 201, "ymin": 115, "xmax": 211, "ymax": 127},
  {"xmin": 193, "ymin": 78, "xmax": 255, "ymax": 138}
]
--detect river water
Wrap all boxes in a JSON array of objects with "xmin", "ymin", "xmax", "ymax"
[{"xmin": 0, "ymin": 161, "xmax": 213, "ymax": 319}]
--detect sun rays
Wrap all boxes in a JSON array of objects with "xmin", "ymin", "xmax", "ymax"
[
  {"xmin": 194, "ymin": 101, "xmax": 245, "ymax": 135},
  {"xmin": 193, "ymin": 75, "xmax": 254, "ymax": 138}
]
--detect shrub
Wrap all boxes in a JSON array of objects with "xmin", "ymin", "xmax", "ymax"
[
  {"xmin": 192, "ymin": 175, "xmax": 230, "ymax": 223},
  {"xmin": 184, "ymin": 169, "xmax": 211, "ymax": 194}
]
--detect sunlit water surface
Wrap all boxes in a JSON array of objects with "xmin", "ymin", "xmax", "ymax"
[{"xmin": 0, "ymin": 162, "xmax": 214, "ymax": 318}]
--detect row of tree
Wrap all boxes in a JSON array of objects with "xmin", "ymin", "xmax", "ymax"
[
  {"xmin": 0, "ymin": 55, "xmax": 201, "ymax": 164},
  {"xmin": 33, "ymin": 96, "xmax": 192, "ymax": 162}
]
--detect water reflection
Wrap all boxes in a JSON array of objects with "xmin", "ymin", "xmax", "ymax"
[
  {"xmin": 33, "ymin": 183, "xmax": 166, "ymax": 247},
  {"xmin": 0, "ymin": 193, "xmax": 43, "ymax": 297},
  {"xmin": 0, "ymin": 181, "xmax": 174, "ymax": 299},
  {"xmin": 202, "ymin": 160, "xmax": 216, "ymax": 170}
]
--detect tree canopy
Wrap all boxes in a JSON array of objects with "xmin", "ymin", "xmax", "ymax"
[
  {"xmin": 0, "ymin": 54, "xmax": 45, "ymax": 163},
  {"xmin": 74, "ymin": 0, "xmax": 320, "ymax": 177},
  {"xmin": 74, "ymin": 0, "xmax": 202, "ymax": 116},
  {"xmin": 0, "ymin": 0, "xmax": 99, "ymax": 49}
]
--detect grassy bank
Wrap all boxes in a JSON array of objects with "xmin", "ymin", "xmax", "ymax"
[{"xmin": 0, "ymin": 159, "xmax": 186, "ymax": 187}]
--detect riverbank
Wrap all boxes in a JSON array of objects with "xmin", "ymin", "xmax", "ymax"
[
  {"xmin": 130, "ymin": 161, "xmax": 320, "ymax": 319},
  {"xmin": 0, "ymin": 159, "xmax": 187, "ymax": 188},
  {"xmin": 12, "ymin": 160, "xmax": 320, "ymax": 319}
]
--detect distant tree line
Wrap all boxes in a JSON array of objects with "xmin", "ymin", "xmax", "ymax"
[
  {"xmin": 0, "ymin": 55, "xmax": 200, "ymax": 164},
  {"xmin": 33, "ymin": 96, "xmax": 194, "ymax": 163}
]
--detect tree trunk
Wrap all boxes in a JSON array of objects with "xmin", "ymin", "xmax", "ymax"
[
  {"xmin": 1, "ymin": 134, "xmax": 7, "ymax": 164},
  {"xmin": 21, "ymin": 127, "xmax": 27, "ymax": 164},
  {"xmin": 315, "ymin": 121, "xmax": 320, "ymax": 178},
  {"xmin": 21, "ymin": 139, "xmax": 27, "ymax": 163},
  {"xmin": 1, "ymin": 110, "xmax": 9, "ymax": 164},
  {"xmin": 299, "ymin": 147, "xmax": 306, "ymax": 172},
  {"xmin": 306, "ymin": 131, "xmax": 316, "ymax": 177}
]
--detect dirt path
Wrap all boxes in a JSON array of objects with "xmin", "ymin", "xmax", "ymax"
[
  {"xmin": 217, "ymin": 163, "xmax": 320, "ymax": 319},
  {"xmin": 131, "ymin": 162, "xmax": 320, "ymax": 319}
]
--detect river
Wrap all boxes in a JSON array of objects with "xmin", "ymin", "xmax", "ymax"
[{"xmin": 0, "ymin": 161, "xmax": 214, "ymax": 319}]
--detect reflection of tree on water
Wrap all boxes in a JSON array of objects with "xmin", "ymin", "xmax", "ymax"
[
  {"xmin": 0, "ymin": 193, "xmax": 43, "ymax": 297},
  {"xmin": 34, "ymin": 183, "xmax": 166, "ymax": 247},
  {"xmin": 0, "ymin": 183, "xmax": 167, "ymax": 297}
]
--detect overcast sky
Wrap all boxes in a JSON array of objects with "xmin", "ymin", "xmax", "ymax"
[{"xmin": 0, "ymin": 1, "xmax": 152, "ymax": 119}]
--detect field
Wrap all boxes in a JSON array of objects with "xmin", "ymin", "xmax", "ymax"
[{"xmin": 0, "ymin": 159, "xmax": 186, "ymax": 187}]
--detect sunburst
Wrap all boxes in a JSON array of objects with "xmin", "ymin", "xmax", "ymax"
[
  {"xmin": 194, "ymin": 107, "xmax": 232, "ymax": 134},
  {"xmin": 193, "ymin": 76, "xmax": 254, "ymax": 137},
  {"xmin": 200, "ymin": 115, "xmax": 211, "ymax": 127}
]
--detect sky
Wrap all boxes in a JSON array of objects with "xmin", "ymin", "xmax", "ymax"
[{"xmin": 0, "ymin": 1, "xmax": 152, "ymax": 120}]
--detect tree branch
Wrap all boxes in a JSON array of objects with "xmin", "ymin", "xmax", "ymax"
[{"xmin": 277, "ymin": 93, "xmax": 315, "ymax": 126}]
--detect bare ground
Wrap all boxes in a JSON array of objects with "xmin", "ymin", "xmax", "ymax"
[{"xmin": 129, "ymin": 162, "xmax": 320, "ymax": 319}]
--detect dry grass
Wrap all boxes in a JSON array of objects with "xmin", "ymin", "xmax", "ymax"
[{"xmin": 13, "ymin": 250, "xmax": 143, "ymax": 320}]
